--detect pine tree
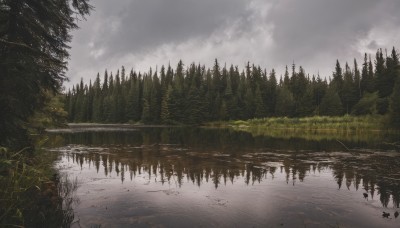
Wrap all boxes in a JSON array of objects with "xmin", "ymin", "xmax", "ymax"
[
  {"xmin": 341, "ymin": 62, "xmax": 357, "ymax": 114},
  {"xmin": 92, "ymin": 73, "xmax": 102, "ymax": 122},
  {"xmin": 86, "ymin": 80, "xmax": 94, "ymax": 122},
  {"xmin": 103, "ymin": 70, "xmax": 109, "ymax": 92},
  {"xmin": 219, "ymin": 100, "xmax": 228, "ymax": 121},
  {"xmin": 161, "ymin": 86, "xmax": 172, "ymax": 124},
  {"xmin": 244, "ymin": 83, "xmax": 255, "ymax": 119},
  {"xmin": 223, "ymin": 71, "xmax": 235, "ymax": 119},
  {"xmin": 332, "ymin": 60, "xmax": 343, "ymax": 92},
  {"xmin": 319, "ymin": 88, "xmax": 344, "ymax": 116},
  {"xmin": 352, "ymin": 92, "xmax": 378, "ymax": 115},
  {"xmin": 361, "ymin": 54, "xmax": 369, "ymax": 94},
  {"xmin": 103, "ymin": 95, "xmax": 113, "ymax": 122},
  {"xmin": 67, "ymin": 87, "xmax": 77, "ymax": 122},
  {"xmin": 266, "ymin": 69, "xmax": 277, "ymax": 116},
  {"xmin": 275, "ymin": 86, "xmax": 294, "ymax": 117},
  {"xmin": 368, "ymin": 55, "xmax": 375, "ymax": 91},
  {"xmin": 378, "ymin": 48, "xmax": 400, "ymax": 115},
  {"xmin": 175, "ymin": 60, "xmax": 185, "ymax": 94},
  {"xmin": 389, "ymin": 76, "xmax": 400, "ymax": 128},
  {"xmin": 312, "ymin": 74, "xmax": 327, "ymax": 115},
  {"xmin": 141, "ymin": 99, "xmax": 151, "ymax": 124},
  {"xmin": 353, "ymin": 59, "xmax": 361, "ymax": 100},
  {"xmin": 213, "ymin": 59, "xmax": 223, "ymax": 94},
  {"xmin": 283, "ymin": 66, "xmax": 290, "ymax": 87},
  {"xmin": 185, "ymin": 83, "xmax": 206, "ymax": 124},
  {"xmin": 296, "ymin": 86, "xmax": 315, "ymax": 117},
  {"xmin": 126, "ymin": 76, "xmax": 140, "ymax": 122},
  {"xmin": 382, "ymin": 47, "xmax": 399, "ymax": 97},
  {"xmin": 150, "ymin": 72, "xmax": 161, "ymax": 123},
  {"xmin": 375, "ymin": 49, "xmax": 387, "ymax": 97},
  {"xmin": 292, "ymin": 66, "xmax": 308, "ymax": 116},
  {"xmin": 0, "ymin": 0, "xmax": 91, "ymax": 147},
  {"xmin": 254, "ymin": 85, "xmax": 267, "ymax": 118}
]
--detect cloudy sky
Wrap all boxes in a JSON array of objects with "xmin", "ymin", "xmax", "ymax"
[{"xmin": 66, "ymin": 0, "xmax": 400, "ymax": 87}]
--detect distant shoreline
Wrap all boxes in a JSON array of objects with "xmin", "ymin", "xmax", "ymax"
[
  {"xmin": 45, "ymin": 123, "xmax": 182, "ymax": 133},
  {"xmin": 67, "ymin": 123, "xmax": 178, "ymax": 128}
]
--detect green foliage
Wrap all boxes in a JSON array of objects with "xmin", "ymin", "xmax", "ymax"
[
  {"xmin": 160, "ymin": 86, "xmax": 172, "ymax": 124},
  {"xmin": 0, "ymin": 147, "xmax": 74, "ymax": 227},
  {"xmin": 29, "ymin": 93, "xmax": 68, "ymax": 131},
  {"xmin": 376, "ymin": 97, "xmax": 389, "ymax": 115},
  {"xmin": 319, "ymin": 88, "xmax": 344, "ymax": 116},
  {"xmin": 0, "ymin": 1, "xmax": 90, "ymax": 226},
  {"xmin": 389, "ymin": 76, "xmax": 400, "ymax": 128},
  {"xmin": 141, "ymin": 99, "xmax": 151, "ymax": 124},
  {"xmin": 341, "ymin": 62, "xmax": 360, "ymax": 114},
  {"xmin": 227, "ymin": 115, "xmax": 385, "ymax": 141},
  {"xmin": 275, "ymin": 86, "xmax": 294, "ymax": 117},
  {"xmin": 254, "ymin": 85, "xmax": 267, "ymax": 118},
  {"xmin": 0, "ymin": 0, "xmax": 92, "ymax": 149},
  {"xmin": 360, "ymin": 54, "xmax": 375, "ymax": 94},
  {"xmin": 66, "ymin": 47, "xmax": 399, "ymax": 129},
  {"xmin": 351, "ymin": 92, "xmax": 378, "ymax": 116},
  {"xmin": 295, "ymin": 87, "xmax": 315, "ymax": 117}
]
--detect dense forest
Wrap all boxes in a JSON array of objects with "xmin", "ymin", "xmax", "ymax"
[{"xmin": 66, "ymin": 48, "xmax": 400, "ymax": 127}]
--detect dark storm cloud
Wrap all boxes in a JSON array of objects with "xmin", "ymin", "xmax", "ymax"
[{"xmin": 67, "ymin": 0, "xmax": 400, "ymax": 87}]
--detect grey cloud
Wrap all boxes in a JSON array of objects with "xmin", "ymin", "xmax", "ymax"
[
  {"xmin": 367, "ymin": 41, "xmax": 378, "ymax": 50},
  {"xmin": 67, "ymin": 0, "xmax": 400, "ymax": 87},
  {"xmin": 265, "ymin": 0, "xmax": 400, "ymax": 71},
  {"xmin": 84, "ymin": 0, "xmax": 248, "ymax": 59},
  {"xmin": 268, "ymin": 1, "xmax": 370, "ymax": 58}
]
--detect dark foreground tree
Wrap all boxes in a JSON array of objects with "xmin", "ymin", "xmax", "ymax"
[{"xmin": 0, "ymin": 0, "xmax": 92, "ymax": 149}]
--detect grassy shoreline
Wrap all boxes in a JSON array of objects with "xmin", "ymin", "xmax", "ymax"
[
  {"xmin": 206, "ymin": 115, "xmax": 396, "ymax": 142},
  {"xmin": 235, "ymin": 115, "xmax": 384, "ymax": 130},
  {"xmin": 50, "ymin": 116, "xmax": 396, "ymax": 142},
  {"xmin": 0, "ymin": 145, "xmax": 72, "ymax": 227}
]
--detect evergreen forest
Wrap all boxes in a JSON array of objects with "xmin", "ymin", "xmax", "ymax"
[
  {"xmin": 2, "ymin": 0, "xmax": 400, "ymax": 226},
  {"xmin": 66, "ymin": 48, "xmax": 400, "ymax": 127}
]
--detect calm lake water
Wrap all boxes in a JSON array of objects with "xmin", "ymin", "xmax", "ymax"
[{"xmin": 46, "ymin": 125, "xmax": 400, "ymax": 227}]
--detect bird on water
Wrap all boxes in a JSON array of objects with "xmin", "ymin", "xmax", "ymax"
[{"xmin": 382, "ymin": 212, "xmax": 390, "ymax": 218}]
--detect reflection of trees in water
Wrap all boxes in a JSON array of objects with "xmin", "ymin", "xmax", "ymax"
[
  {"xmin": 50, "ymin": 127, "xmax": 400, "ymax": 209},
  {"xmin": 53, "ymin": 127, "xmax": 385, "ymax": 153},
  {"xmin": 64, "ymin": 147, "xmax": 400, "ymax": 209},
  {"xmin": 331, "ymin": 153, "xmax": 400, "ymax": 208},
  {"xmin": 57, "ymin": 174, "xmax": 79, "ymax": 227}
]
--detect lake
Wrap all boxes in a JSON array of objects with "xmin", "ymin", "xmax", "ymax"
[{"xmin": 45, "ymin": 125, "xmax": 400, "ymax": 227}]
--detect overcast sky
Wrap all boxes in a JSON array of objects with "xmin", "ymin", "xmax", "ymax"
[{"xmin": 66, "ymin": 0, "xmax": 400, "ymax": 88}]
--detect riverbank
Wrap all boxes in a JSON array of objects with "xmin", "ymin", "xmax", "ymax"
[
  {"xmin": 49, "ymin": 116, "xmax": 398, "ymax": 143},
  {"xmin": 207, "ymin": 115, "xmax": 396, "ymax": 142},
  {"xmin": 0, "ymin": 146, "xmax": 72, "ymax": 227}
]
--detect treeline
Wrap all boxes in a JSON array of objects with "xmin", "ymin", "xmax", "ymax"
[{"xmin": 66, "ymin": 47, "xmax": 400, "ymax": 126}]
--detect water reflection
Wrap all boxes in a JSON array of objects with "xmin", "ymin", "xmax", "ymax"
[
  {"xmin": 47, "ymin": 126, "xmax": 400, "ymax": 226},
  {"xmin": 57, "ymin": 174, "xmax": 79, "ymax": 227},
  {"xmin": 56, "ymin": 144, "xmax": 400, "ymax": 209}
]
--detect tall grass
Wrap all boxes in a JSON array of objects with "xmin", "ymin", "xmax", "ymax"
[
  {"xmin": 208, "ymin": 115, "xmax": 393, "ymax": 141},
  {"xmin": 0, "ymin": 146, "xmax": 73, "ymax": 227},
  {"xmin": 237, "ymin": 115, "xmax": 384, "ymax": 131}
]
